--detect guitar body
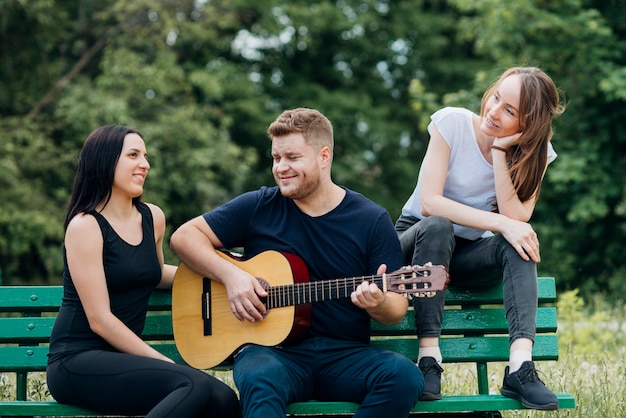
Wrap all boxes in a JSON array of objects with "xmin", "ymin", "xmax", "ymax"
[
  {"xmin": 172, "ymin": 250, "xmax": 310, "ymax": 369},
  {"xmin": 172, "ymin": 249, "xmax": 448, "ymax": 369}
]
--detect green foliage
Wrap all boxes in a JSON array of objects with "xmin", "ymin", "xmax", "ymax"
[
  {"xmin": 222, "ymin": 0, "xmax": 487, "ymax": 210},
  {"xmin": 0, "ymin": 373, "xmax": 13, "ymax": 400},
  {"xmin": 28, "ymin": 373, "xmax": 50, "ymax": 402},
  {"xmin": 556, "ymin": 289, "xmax": 616, "ymax": 355},
  {"xmin": 1, "ymin": 0, "xmax": 261, "ymax": 277},
  {"xmin": 0, "ymin": 0, "xmax": 624, "ymax": 297},
  {"xmin": 0, "ymin": 117, "xmax": 68, "ymax": 282},
  {"xmin": 549, "ymin": 289, "xmax": 626, "ymax": 418}
]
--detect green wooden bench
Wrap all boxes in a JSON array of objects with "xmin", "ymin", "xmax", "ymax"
[{"xmin": 0, "ymin": 279, "xmax": 576, "ymax": 417}]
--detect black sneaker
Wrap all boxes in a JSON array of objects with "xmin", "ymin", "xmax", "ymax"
[
  {"xmin": 418, "ymin": 357, "xmax": 443, "ymax": 401},
  {"xmin": 500, "ymin": 361, "xmax": 558, "ymax": 410}
]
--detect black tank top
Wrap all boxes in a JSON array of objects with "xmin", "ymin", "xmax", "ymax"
[{"xmin": 48, "ymin": 202, "xmax": 162, "ymax": 362}]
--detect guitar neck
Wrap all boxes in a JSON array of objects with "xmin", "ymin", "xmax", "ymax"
[{"xmin": 265, "ymin": 275, "xmax": 382, "ymax": 308}]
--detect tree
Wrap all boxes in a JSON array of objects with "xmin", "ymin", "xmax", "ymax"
[
  {"xmin": 220, "ymin": 0, "xmax": 488, "ymax": 213},
  {"xmin": 0, "ymin": 0, "xmax": 487, "ymax": 283},
  {"xmin": 0, "ymin": 0, "xmax": 623, "ymax": 297},
  {"xmin": 0, "ymin": 0, "xmax": 257, "ymax": 281}
]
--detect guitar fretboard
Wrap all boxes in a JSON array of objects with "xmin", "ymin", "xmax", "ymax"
[{"xmin": 265, "ymin": 275, "xmax": 382, "ymax": 308}]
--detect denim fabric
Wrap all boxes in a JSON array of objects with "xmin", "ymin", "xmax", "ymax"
[
  {"xmin": 395, "ymin": 215, "xmax": 538, "ymax": 344},
  {"xmin": 233, "ymin": 337, "xmax": 423, "ymax": 418}
]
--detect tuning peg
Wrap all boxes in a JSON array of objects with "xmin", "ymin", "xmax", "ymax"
[{"xmin": 415, "ymin": 291, "xmax": 437, "ymax": 298}]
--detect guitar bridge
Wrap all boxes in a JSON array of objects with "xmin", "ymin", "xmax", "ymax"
[{"xmin": 202, "ymin": 278, "xmax": 213, "ymax": 335}]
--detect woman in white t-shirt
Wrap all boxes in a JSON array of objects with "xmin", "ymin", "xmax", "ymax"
[{"xmin": 396, "ymin": 67, "xmax": 565, "ymax": 410}]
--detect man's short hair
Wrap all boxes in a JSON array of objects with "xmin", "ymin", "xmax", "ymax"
[{"xmin": 267, "ymin": 108, "xmax": 334, "ymax": 151}]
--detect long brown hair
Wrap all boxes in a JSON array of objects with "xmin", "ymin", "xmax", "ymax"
[{"xmin": 480, "ymin": 67, "xmax": 565, "ymax": 203}]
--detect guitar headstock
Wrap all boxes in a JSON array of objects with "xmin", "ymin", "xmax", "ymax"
[{"xmin": 386, "ymin": 263, "xmax": 449, "ymax": 297}]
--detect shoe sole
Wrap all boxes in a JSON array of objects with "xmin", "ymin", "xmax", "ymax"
[
  {"xmin": 500, "ymin": 388, "xmax": 558, "ymax": 410},
  {"xmin": 420, "ymin": 392, "xmax": 443, "ymax": 401}
]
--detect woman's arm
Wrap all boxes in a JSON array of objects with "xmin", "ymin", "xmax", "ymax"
[
  {"xmin": 491, "ymin": 136, "xmax": 545, "ymax": 222},
  {"xmin": 146, "ymin": 203, "xmax": 177, "ymax": 289},
  {"xmin": 65, "ymin": 214, "xmax": 173, "ymax": 362},
  {"xmin": 420, "ymin": 126, "xmax": 504, "ymax": 230},
  {"xmin": 419, "ymin": 126, "xmax": 541, "ymax": 262}
]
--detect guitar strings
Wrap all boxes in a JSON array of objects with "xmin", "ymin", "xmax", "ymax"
[{"xmin": 264, "ymin": 269, "xmax": 439, "ymax": 308}]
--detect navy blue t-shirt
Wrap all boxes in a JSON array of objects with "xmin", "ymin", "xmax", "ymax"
[{"xmin": 203, "ymin": 186, "xmax": 404, "ymax": 343}]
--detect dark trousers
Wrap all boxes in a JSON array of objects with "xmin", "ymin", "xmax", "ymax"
[
  {"xmin": 47, "ymin": 350, "xmax": 240, "ymax": 418},
  {"xmin": 233, "ymin": 336, "xmax": 423, "ymax": 418},
  {"xmin": 395, "ymin": 215, "xmax": 538, "ymax": 344}
]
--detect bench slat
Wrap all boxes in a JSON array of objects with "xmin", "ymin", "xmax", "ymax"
[
  {"xmin": 0, "ymin": 393, "xmax": 576, "ymax": 416},
  {"xmin": 0, "ymin": 314, "xmax": 175, "ymax": 343},
  {"xmin": 440, "ymin": 307, "xmax": 556, "ymax": 334},
  {"xmin": 371, "ymin": 334, "xmax": 558, "ymax": 363},
  {"xmin": 0, "ymin": 287, "xmax": 171, "ymax": 312},
  {"xmin": 0, "ymin": 397, "xmax": 579, "ymax": 416},
  {"xmin": 0, "ymin": 344, "xmax": 184, "ymax": 372},
  {"xmin": 0, "ymin": 401, "xmax": 114, "ymax": 417},
  {"xmin": 445, "ymin": 277, "xmax": 556, "ymax": 304},
  {"xmin": 0, "ymin": 317, "xmax": 57, "ymax": 342},
  {"xmin": 0, "ymin": 278, "xmax": 555, "ymax": 310},
  {"xmin": 0, "ymin": 308, "xmax": 555, "ymax": 341},
  {"xmin": 0, "ymin": 287, "xmax": 64, "ymax": 312},
  {"xmin": 0, "ymin": 334, "xmax": 558, "ymax": 371},
  {"xmin": 372, "ymin": 307, "xmax": 556, "ymax": 335},
  {"xmin": 0, "ymin": 347, "xmax": 49, "ymax": 372},
  {"xmin": 285, "ymin": 393, "xmax": 575, "ymax": 415}
]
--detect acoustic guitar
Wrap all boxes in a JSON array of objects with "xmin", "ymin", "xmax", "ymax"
[{"xmin": 172, "ymin": 250, "xmax": 448, "ymax": 369}]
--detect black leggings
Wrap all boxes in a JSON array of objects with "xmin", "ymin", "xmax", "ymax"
[{"xmin": 47, "ymin": 350, "xmax": 240, "ymax": 418}]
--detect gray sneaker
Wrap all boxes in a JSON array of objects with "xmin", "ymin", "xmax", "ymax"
[
  {"xmin": 418, "ymin": 357, "xmax": 443, "ymax": 401},
  {"xmin": 500, "ymin": 361, "xmax": 558, "ymax": 410}
]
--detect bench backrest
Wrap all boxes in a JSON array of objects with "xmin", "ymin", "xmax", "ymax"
[
  {"xmin": 0, "ymin": 278, "xmax": 559, "ymax": 398},
  {"xmin": 371, "ymin": 276, "xmax": 558, "ymax": 362},
  {"xmin": 370, "ymin": 277, "xmax": 559, "ymax": 394},
  {"xmin": 0, "ymin": 287, "xmax": 182, "ymax": 375}
]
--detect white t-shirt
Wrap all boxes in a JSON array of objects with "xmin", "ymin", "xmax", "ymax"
[{"xmin": 401, "ymin": 107, "xmax": 557, "ymax": 240}]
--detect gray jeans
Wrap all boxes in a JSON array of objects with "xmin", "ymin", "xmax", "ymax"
[{"xmin": 395, "ymin": 215, "xmax": 538, "ymax": 345}]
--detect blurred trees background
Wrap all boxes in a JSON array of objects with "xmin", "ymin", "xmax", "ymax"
[{"xmin": 0, "ymin": 0, "xmax": 624, "ymax": 299}]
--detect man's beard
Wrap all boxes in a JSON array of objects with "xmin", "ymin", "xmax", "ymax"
[{"xmin": 277, "ymin": 173, "xmax": 320, "ymax": 200}]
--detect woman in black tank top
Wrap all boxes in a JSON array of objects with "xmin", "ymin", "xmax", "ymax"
[{"xmin": 46, "ymin": 125, "xmax": 239, "ymax": 417}]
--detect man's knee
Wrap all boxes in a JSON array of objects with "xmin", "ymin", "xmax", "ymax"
[
  {"xmin": 388, "ymin": 356, "xmax": 424, "ymax": 407},
  {"xmin": 234, "ymin": 347, "xmax": 282, "ymax": 388},
  {"xmin": 386, "ymin": 354, "xmax": 424, "ymax": 392}
]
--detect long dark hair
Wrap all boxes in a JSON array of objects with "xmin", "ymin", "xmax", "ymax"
[{"xmin": 64, "ymin": 125, "xmax": 143, "ymax": 230}]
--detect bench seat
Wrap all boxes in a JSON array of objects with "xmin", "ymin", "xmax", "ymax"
[{"xmin": 0, "ymin": 278, "xmax": 575, "ymax": 417}]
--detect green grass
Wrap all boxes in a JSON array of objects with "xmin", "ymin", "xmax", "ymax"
[
  {"xmin": 432, "ymin": 289, "xmax": 626, "ymax": 417},
  {"xmin": 1, "ymin": 289, "xmax": 624, "ymax": 417},
  {"xmin": 486, "ymin": 290, "xmax": 625, "ymax": 417}
]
